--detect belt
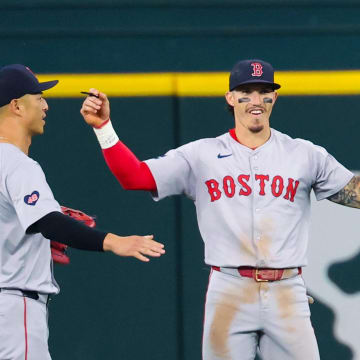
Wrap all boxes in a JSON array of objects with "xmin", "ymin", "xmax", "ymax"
[
  {"xmin": 0, "ymin": 288, "xmax": 50, "ymax": 304},
  {"xmin": 211, "ymin": 266, "xmax": 302, "ymax": 282}
]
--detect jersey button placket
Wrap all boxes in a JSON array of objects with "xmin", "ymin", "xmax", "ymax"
[
  {"xmin": 253, "ymin": 154, "xmax": 258, "ymax": 171},
  {"xmin": 251, "ymin": 153, "xmax": 262, "ymax": 264},
  {"xmin": 252, "ymin": 153, "xmax": 267, "ymax": 268}
]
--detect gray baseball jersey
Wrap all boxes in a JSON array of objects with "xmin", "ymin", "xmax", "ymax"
[
  {"xmin": 0, "ymin": 143, "xmax": 60, "ymax": 294},
  {"xmin": 145, "ymin": 128, "xmax": 353, "ymax": 268}
]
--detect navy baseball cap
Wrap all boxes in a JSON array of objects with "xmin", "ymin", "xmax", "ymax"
[
  {"xmin": 0, "ymin": 64, "xmax": 58, "ymax": 107},
  {"xmin": 229, "ymin": 59, "xmax": 281, "ymax": 91}
]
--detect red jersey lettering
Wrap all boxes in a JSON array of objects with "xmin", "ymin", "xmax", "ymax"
[
  {"xmin": 205, "ymin": 179, "xmax": 222, "ymax": 202},
  {"xmin": 271, "ymin": 175, "xmax": 284, "ymax": 197},
  {"xmin": 284, "ymin": 178, "xmax": 300, "ymax": 202},
  {"xmin": 238, "ymin": 175, "xmax": 252, "ymax": 196},
  {"xmin": 223, "ymin": 176, "xmax": 235, "ymax": 198},
  {"xmin": 205, "ymin": 174, "xmax": 299, "ymax": 203},
  {"xmin": 255, "ymin": 174, "xmax": 269, "ymax": 195}
]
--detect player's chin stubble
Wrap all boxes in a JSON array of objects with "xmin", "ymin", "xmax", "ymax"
[{"xmin": 248, "ymin": 124, "xmax": 264, "ymax": 133}]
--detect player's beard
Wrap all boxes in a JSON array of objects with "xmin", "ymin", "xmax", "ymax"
[
  {"xmin": 248, "ymin": 124, "xmax": 264, "ymax": 133},
  {"xmin": 248, "ymin": 120, "xmax": 264, "ymax": 133}
]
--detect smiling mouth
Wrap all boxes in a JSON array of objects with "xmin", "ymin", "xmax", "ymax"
[{"xmin": 248, "ymin": 108, "xmax": 264, "ymax": 116}]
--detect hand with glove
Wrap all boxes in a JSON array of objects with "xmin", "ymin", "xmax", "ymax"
[{"xmin": 50, "ymin": 206, "xmax": 96, "ymax": 265}]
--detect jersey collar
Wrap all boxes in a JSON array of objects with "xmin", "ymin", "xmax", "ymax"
[
  {"xmin": 229, "ymin": 128, "xmax": 258, "ymax": 150},
  {"xmin": 228, "ymin": 128, "xmax": 274, "ymax": 152}
]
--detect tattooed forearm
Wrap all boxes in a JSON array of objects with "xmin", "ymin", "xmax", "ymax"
[{"xmin": 328, "ymin": 176, "xmax": 360, "ymax": 208}]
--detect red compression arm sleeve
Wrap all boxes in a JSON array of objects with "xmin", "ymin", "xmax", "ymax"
[{"xmin": 102, "ymin": 141, "xmax": 157, "ymax": 191}]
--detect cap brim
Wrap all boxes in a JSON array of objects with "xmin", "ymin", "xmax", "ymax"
[
  {"xmin": 231, "ymin": 79, "xmax": 281, "ymax": 91},
  {"xmin": 38, "ymin": 80, "xmax": 59, "ymax": 91}
]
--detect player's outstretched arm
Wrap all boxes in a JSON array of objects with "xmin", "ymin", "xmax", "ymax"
[
  {"xmin": 103, "ymin": 234, "xmax": 165, "ymax": 262},
  {"xmin": 328, "ymin": 176, "xmax": 360, "ymax": 208},
  {"xmin": 28, "ymin": 212, "xmax": 165, "ymax": 262},
  {"xmin": 80, "ymin": 88, "xmax": 157, "ymax": 191}
]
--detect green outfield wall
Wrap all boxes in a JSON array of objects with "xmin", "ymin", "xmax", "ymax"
[{"xmin": 2, "ymin": 1, "xmax": 360, "ymax": 359}]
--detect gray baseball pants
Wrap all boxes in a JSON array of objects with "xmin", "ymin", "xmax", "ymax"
[
  {"xmin": 0, "ymin": 290, "xmax": 51, "ymax": 360},
  {"xmin": 202, "ymin": 269, "xmax": 320, "ymax": 360}
]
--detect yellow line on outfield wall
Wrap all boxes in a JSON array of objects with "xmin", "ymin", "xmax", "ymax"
[{"xmin": 37, "ymin": 70, "xmax": 360, "ymax": 97}]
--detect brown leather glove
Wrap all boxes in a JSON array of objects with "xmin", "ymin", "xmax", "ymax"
[{"xmin": 51, "ymin": 206, "xmax": 96, "ymax": 265}]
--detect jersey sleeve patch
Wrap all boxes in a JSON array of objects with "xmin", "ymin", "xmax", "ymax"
[{"xmin": 24, "ymin": 191, "xmax": 40, "ymax": 206}]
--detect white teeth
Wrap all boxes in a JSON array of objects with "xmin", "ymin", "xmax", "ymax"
[{"xmin": 250, "ymin": 110, "xmax": 262, "ymax": 115}]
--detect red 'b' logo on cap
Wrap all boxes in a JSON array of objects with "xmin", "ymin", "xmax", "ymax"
[{"xmin": 251, "ymin": 62, "xmax": 263, "ymax": 77}]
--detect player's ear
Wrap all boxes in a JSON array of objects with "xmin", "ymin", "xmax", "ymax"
[
  {"xmin": 225, "ymin": 91, "xmax": 235, "ymax": 107},
  {"xmin": 8, "ymin": 99, "xmax": 21, "ymax": 115},
  {"xmin": 11, "ymin": 96, "xmax": 29, "ymax": 116}
]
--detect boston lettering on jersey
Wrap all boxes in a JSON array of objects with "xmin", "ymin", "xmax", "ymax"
[{"xmin": 205, "ymin": 174, "xmax": 300, "ymax": 202}]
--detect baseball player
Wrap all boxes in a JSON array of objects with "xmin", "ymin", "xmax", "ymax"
[
  {"xmin": 0, "ymin": 64, "xmax": 165, "ymax": 360},
  {"xmin": 80, "ymin": 59, "xmax": 358, "ymax": 359}
]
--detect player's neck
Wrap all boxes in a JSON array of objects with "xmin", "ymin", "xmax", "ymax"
[
  {"xmin": 234, "ymin": 126, "xmax": 271, "ymax": 149},
  {"xmin": 0, "ymin": 137, "xmax": 30, "ymax": 155},
  {"xmin": 0, "ymin": 123, "xmax": 31, "ymax": 155}
]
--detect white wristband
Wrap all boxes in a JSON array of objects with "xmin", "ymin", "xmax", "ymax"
[{"xmin": 93, "ymin": 120, "xmax": 119, "ymax": 149}]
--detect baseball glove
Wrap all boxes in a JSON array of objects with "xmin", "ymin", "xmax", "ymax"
[{"xmin": 51, "ymin": 206, "xmax": 96, "ymax": 265}]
